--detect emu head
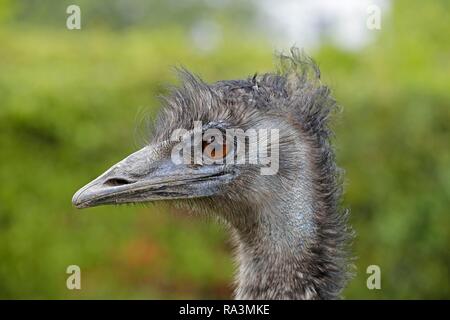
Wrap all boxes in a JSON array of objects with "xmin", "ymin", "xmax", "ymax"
[
  {"xmin": 72, "ymin": 51, "xmax": 351, "ymax": 299},
  {"xmin": 72, "ymin": 52, "xmax": 338, "ymax": 230}
]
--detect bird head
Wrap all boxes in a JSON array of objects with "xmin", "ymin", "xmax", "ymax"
[{"xmin": 72, "ymin": 52, "xmax": 335, "ymax": 225}]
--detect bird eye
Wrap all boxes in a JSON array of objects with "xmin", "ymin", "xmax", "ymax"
[{"xmin": 202, "ymin": 139, "xmax": 229, "ymax": 161}]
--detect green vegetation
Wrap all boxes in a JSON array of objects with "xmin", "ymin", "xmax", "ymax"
[{"xmin": 0, "ymin": 0, "xmax": 448, "ymax": 298}]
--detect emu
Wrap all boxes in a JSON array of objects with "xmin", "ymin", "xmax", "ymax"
[{"xmin": 72, "ymin": 49, "xmax": 352, "ymax": 300}]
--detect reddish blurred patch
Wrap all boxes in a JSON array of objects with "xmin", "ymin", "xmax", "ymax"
[
  {"xmin": 120, "ymin": 237, "xmax": 162, "ymax": 268},
  {"xmin": 115, "ymin": 236, "xmax": 167, "ymax": 284}
]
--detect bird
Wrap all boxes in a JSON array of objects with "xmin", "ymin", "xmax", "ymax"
[{"xmin": 72, "ymin": 48, "xmax": 352, "ymax": 300}]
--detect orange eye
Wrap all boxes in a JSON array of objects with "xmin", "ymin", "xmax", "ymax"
[{"xmin": 203, "ymin": 139, "xmax": 229, "ymax": 160}]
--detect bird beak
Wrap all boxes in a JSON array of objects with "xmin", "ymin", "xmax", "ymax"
[{"xmin": 72, "ymin": 145, "xmax": 233, "ymax": 209}]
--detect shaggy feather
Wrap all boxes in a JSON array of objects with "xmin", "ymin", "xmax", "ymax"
[{"xmin": 150, "ymin": 48, "xmax": 352, "ymax": 299}]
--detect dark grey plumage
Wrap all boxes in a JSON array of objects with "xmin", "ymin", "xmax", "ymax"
[{"xmin": 73, "ymin": 48, "xmax": 353, "ymax": 299}]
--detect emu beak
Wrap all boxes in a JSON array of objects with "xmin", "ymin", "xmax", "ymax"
[{"xmin": 72, "ymin": 146, "xmax": 233, "ymax": 209}]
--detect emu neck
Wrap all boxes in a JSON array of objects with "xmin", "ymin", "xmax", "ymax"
[{"xmin": 232, "ymin": 175, "xmax": 322, "ymax": 300}]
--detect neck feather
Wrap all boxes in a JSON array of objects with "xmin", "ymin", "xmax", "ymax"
[
  {"xmin": 232, "ymin": 181, "xmax": 321, "ymax": 299},
  {"xmin": 231, "ymin": 143, "xmax": 350, "ymax": 300}
]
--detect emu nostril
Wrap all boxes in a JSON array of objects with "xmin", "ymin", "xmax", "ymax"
[{"xmin": 104, "ymin": 178, "xmax": 134, "ymax": 186}]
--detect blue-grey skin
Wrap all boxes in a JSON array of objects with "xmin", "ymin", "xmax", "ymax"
[{"xmin": 72, "ymin": 49, "xmax": 353, "ymax": 300}]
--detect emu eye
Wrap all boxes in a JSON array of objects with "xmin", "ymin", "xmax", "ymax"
[{"xmin": 202, "ymin": 138, "xmax": 229, "ymax": 160}]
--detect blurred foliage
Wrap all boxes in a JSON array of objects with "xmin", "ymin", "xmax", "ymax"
[
  {"xmin": 0, "ymin": 0, "xmax": 448, "ymax": 299},
  {"xmin": 1, "ymin": 0, "xmax": 255, "ymax": 30}
]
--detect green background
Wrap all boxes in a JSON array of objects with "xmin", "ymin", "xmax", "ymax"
[{"xmin": 0, "ymin": 0, "xmax": 448, "ymax": 299}]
